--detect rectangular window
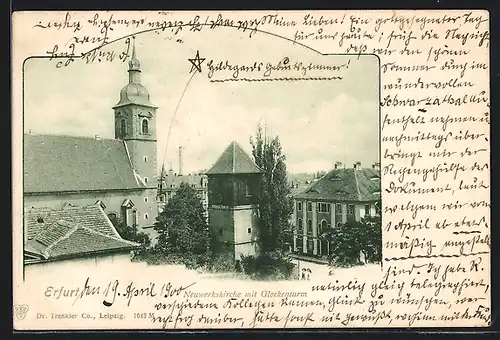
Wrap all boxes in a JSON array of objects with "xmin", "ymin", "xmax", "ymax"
[
  {"xmin": 347, "ymin": 204, "xmax": 355, "ymax": 215},
  {"xmin": 307, "ymin": 202, "xmax": 312, "ymax": 212},
  {"xmin": 297, "ymin": 201, "xmax": 302, "ymax": 211},
  {"xmin": 245, "ymin": 181, "xmax": 252, "ymax": 196},
  {"xmin": 336, "ymin": 204, "xmax": 342, "ymax": 213},
  {"xmin": 318, "ymin": 202, "xmax": 331, "ymax": 213},
  {"xmin": 365, "ymin": 204, "xmax": 371, "ymax": 216},
  {"xmin": 247, "ymin": 228, "xmax": 251, "ymax": 234}
]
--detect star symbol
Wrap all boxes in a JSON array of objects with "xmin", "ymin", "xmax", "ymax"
[{"xmin": 188, "ymin": 50, "xmax": 205, "ymax": 73}]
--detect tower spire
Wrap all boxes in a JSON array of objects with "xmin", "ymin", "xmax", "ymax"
[{"xmin": 128, "ymin": 36, "xmax": 141, "ymax": 83}]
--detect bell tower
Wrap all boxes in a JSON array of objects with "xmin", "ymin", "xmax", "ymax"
[
  {"xmin": 206, "ymin": 141, "xmax": 263, "ymax": 261},
  {"xmin": 113, "ymin": 36, "xmax": 158, "ymax": 227}
]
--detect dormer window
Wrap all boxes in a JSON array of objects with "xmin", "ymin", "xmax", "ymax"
[
  {"xmin": 95, "ymin": 200, "xmax": 106, "ymax": 210},
  {"xmin": 37, "ymin": 217, "xmax": 44, "ymax": 223},
  {"xmin": 142, "ymin": 119, "xmax": 149, "ymax": 134}
]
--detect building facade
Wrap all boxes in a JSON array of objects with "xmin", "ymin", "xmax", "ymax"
[
  {"xmin": 292, "ymin": 162, "xmax": 381, "ymax": 258},
  {"xmin": 23, "ymin": 39, "xmax": 159, "ymax": 239},
  {"xmin": 156, "ymin": 146, "xmax": 208, "ymax": 216},
  {"xmin": 206, "ymin": 141, "xmax": 263, "ymax": 261},
  {"xmin": 157, "ymin": 166, "xmax": 208, "ymax": 216}
]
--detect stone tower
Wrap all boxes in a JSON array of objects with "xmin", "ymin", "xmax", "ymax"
[
  {"xmin": 206, "ymin": 141, "xmax": 263, "ymax": 261},
  {"xmin": 112, "ymin": 37, "xmax": 158, "ymax": 229}
]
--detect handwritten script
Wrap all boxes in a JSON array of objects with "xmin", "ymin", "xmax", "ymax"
[{"xmin": 13, "ymin": 10, "xmax": 490, "ymax": 329}]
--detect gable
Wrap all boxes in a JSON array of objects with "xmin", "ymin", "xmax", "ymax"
[
  {"xmin": 24, "ymin": 134, "xmax": 142, "ymax": 193},
  {"xmin": 206, "ymin": 141, "xmax": 263, "ymax": 175}
]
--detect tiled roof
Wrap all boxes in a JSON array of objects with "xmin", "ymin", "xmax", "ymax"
[
  {"xmin": 25, "ymin": 204, "xmax": 121, "ymax": 241},
  {"xmin": 46, "ymin": 227, "xmax": 138, "ymax": 258},
  {"xmin": 24, "ymin": 134, "xmax": 142, "ymax": 193},
  {"xmin": 24, "ymin": 204, "xmax": 140, "ymax": 262},
  {"xmin": 206, "ymin": 141, "xmax": 263, "ymax": 175},
  {"xmin": 293, "ymin": 168, "xmax": 381, "ymax": 202}
]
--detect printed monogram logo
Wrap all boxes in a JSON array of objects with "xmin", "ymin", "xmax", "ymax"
[{"xmin": 14, "ymin": 305, "xmax": 29, "ymax": 320}]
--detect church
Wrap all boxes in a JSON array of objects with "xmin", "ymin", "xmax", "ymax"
[{"xmin": 24, "ymin": 40, "xmax": 159, "ymax": 238}]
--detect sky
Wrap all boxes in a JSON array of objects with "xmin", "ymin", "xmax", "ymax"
[{"xmin": 23, "ymin": 27, "xmax": 380, "ymax": 174}]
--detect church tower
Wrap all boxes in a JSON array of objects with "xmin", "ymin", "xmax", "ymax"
[
  {"xmin": 113, "ymin": 37, "xmax": 158, "ymax": 228},
  {"xmin": 206, "ymin": 141, "xmax": 263, "ymax": 261}
]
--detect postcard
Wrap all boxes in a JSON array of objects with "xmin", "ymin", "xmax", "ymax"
[{"xmin": 12, "ymin": 10, "xmax": 490, "ymax": 330}]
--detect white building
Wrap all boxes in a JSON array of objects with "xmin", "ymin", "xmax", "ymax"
[{"xmin": 291, "ymin": 162, "xmax": 381, "ymax": 258}]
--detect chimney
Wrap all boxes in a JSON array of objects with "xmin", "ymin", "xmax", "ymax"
[
  {"xmin": 353, "ymin": 161, "xmax": 362, "ymax": 169},
  {"xmin": 168, "ymin": 162, "xmax": 174, "ymax": 177},
  {"xmin": 179, "ymin": 146, "xmax": 183, "ymax": 176},
  {"xmin": 372, "ymin": 162, "xmax": 380, "ymax": 170},
  {"xmin": 334, "ymin": 161, "xmax": 343, "ymax": 169},
  {"xmin": 95, "ymin": 134, "xmax": 101, "ymax": 140}
]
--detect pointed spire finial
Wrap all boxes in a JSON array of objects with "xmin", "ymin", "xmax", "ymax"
[{"xmin": 128, "ymin": 35, "xmax": 141, "ymax": 72}]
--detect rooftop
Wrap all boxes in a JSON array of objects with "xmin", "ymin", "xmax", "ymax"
[
  {"xmin": 159, "ymin": 173, "xmax": 207, "ymax": 190},
  {"xmin": 24, "ymin": 203, "xmax": 140, "ymax": 263},
  {"xmin": 293, "ymin": 166, "xmax": 381, "ymax": 202},
  {"xmin": 206, "ymin": 141, "xmax": 263, "ymax": 175},
  {"xmin": 24, "ymin": 134, "xmax": 143, "ymax": 193}
]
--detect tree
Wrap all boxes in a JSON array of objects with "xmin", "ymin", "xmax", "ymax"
[
  {"xmin": 153, "ymin": 182, "xmax": 210, "ymax": 256},
  {"xmin": 250, "ymin": 123, "xmax": 294, "ymax": 253},
  {"xmin": 326, "ymin": 214, "xmax": 382, "ymax": 266}
]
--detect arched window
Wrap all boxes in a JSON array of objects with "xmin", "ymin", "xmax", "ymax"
[
  {"xmin": 307, "ymin": 220, "xmax": 313, "ymax": 234},
  {"xmin": 120, "ymin": 119, "xmax": 126, "ymax": 137},
  {"xmin": 319, "ymin": 220, "xmax": 328, "ymax": 234},
  {"xmin": 142, "ymin": 119, "xmax": 149, "ymax": 134},
  {"xmin": 297, "ymin": 218, "xmax": 303, "ymax": 231}
]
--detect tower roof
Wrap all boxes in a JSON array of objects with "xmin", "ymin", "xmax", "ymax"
[
  {"xmin": 128, "ymin": 38, "xmax": 141, "ymax": 71},
  {"xmin": 113, "ymin": 37, "xmax": 156, "ymax": 109},
  {"xmin": 206, "ymin": 141, "xmax": 263, "ymax": 175}
]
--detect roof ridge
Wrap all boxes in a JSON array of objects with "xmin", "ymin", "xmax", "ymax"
[
  {"xmin": 44, "ymin": 222, "xmax": 80, "ymax": 256},
  {"xmin": 353, "ymin": 168, "xmax": 362, "ymax": 201},
  {"xmin": 24, "ymin": 133, "xmax": 117, "ymax": 141},
  {"xmin": 96, "ymin": 204, "xmax": 124, "ymax": 239},
  {"xmin": 80, "ymin": 225, "xmax": 140, "ymax": 246},
  {"xmin": 232, "ymin": 141, "xmax": 236, "ymax": 173}
]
